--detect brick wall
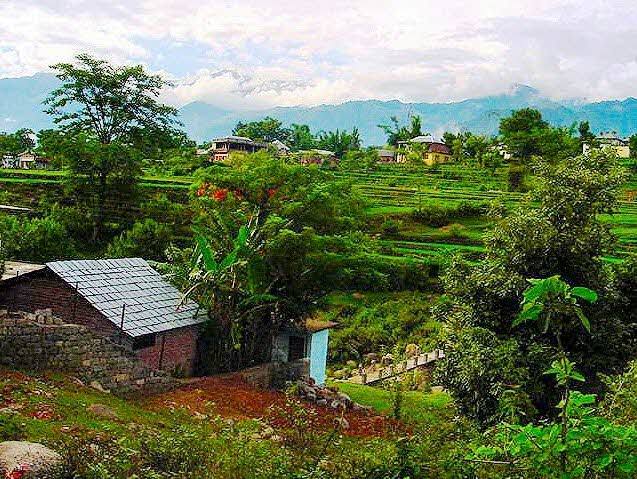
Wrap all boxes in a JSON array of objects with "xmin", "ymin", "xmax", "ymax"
[
  {"xmin": 0, "ymin": 309, "xmax": 177, "ymax": 395},
  {"xmin": 135, "ymin": 325, "xmax": 201, "ymax": 376},
  {"xmin": 0, "ymin": 270, "xmax": 119, "ymax": 337}
]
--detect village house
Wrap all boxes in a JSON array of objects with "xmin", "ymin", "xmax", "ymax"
[
  {"xmin": 0, "ymin": 258, "xmax": 207, "ymax": 375},
  {"xmin": 296, "ymin": 149, "xmax": 338, "ymax": 166},
  {"xmin": 376, "ymin": 149, "xmax": 395, "ymax": 163},
  {"xmin": 271, "ymin": 139, "xmax": 291, "ymax": 156},
  {"xmin": 0, "ymin": 257, "xmax": 335, "ymax": 385},
  {"xmin": 208, "ymin": 135, "xmax": 267, "ymax": 162},
  {"xmin": 397, "ymin": 134, "xmax": 452, "ymax": 165},
  {"xmin": 2, "ymin": 152, "xmax": 50, "ymax": 169},
  {"xmin": 583, "ymin": 131, "xmax": 631, "ymax": 158}
]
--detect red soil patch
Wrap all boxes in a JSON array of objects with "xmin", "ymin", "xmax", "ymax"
[{"xmin": 144, "ymin": 374, "xmax": 400, "ymax": 438}]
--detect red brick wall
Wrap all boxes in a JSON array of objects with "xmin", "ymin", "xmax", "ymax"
[
  {"xmin": 135, "ymin": 325, "xmax": 201, "ymax": 376},
  {"xmin": 0, "ymin": 270, "xmax": 119, "ymax": 337}
]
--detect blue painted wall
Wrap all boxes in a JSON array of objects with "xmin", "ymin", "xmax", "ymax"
[{"xmin": 309, "ymin": 329, "xmax": 329, "ymax": 385}]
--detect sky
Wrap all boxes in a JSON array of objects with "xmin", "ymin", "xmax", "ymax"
[{"xmin": 2, "ymin": 0, "xmax": 637, "ymax": 109}]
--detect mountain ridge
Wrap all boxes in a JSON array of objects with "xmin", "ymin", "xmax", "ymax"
[{"xmin": 3, "ymin": 74, "xmax": 637, "ymax": 145}]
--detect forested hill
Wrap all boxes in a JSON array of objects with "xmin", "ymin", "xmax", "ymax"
[{"xmin": 3, "ymin": 73, "xmax": 637, "ymax": 144}]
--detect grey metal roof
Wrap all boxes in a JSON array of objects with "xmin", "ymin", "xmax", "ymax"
[{"xmin": 46, "ymin": 258, "xmax": 206, "ymax": 337}]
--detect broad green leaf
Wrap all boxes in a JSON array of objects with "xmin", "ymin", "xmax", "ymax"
[
  {"xmin": 575, "ymin": 308, "xmax": 591, "ymax": 333},
  {"xmin": 514, "ymin": 304, "xmax": 542, "ymax": 326},
  {"xmin": 196, "ymin": 236, "xmax": 218, "ymax": 272},
  {"xmin": 571, "ymin": 286, "xmax": 598, "ymax": 303}
]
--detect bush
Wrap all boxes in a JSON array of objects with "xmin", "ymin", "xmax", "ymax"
[
  {"xmin": 106, "ymin": 219, "xmax": 173, "ymax": 261},
  {"xmin": 0, "ymin": 214, "xmax": 77, "ymax": 262},
  {"xmin": 381, "ymin": 218, "xmax": 400, "ymax": 236}
]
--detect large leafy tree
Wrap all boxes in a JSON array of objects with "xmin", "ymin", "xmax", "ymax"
[
  {"xmin": 44, "ymin": 54, "xmax": 179, "ymax": 240},
  {"xmin": 232, "ymin": 117, "xmax": 290, "ymax": 143},
  {"xmin": 316, "ymin": 128, "xmax": 361, "ymax": 158},
  {"xmin": 435, "ymin": 149, "xmax": 632, "ymax": 424},
  {"xmin": 378, "ymin": 115, "xmax": 423, "ymax": 146},
  {"xmin": 45, "ymin": 54, "xmax": 178, "ymax": 144}
]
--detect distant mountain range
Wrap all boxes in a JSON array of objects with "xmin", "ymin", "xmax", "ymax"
[{"xmin": 3, "ymin": 73, "xmax": 637, "ymax": 145}]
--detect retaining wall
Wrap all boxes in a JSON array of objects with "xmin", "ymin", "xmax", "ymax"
[{"xmin": 0, "ymin": 309, "xmax": 177, "ymax": 395}]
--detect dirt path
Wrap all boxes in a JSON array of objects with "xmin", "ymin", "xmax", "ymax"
[{"xmin": 144, "ymin": 374, "xmax": 400, "ymax": 437}]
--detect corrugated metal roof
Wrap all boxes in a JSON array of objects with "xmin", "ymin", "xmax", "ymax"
[{"xmin": 46, "ymin": 258, "xmax": 206, "ymax": 337}]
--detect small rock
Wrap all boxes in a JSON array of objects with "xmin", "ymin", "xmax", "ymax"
[
  {"xmin": 316, "ymin": 399, "xmax": 328, "ymax": 407},
  {"xmin": 87, "ymin": 404, "xmax": 118, "ymax": 421},
  {"xmin": 89, "ymin": 381, "xmax": 110, "ymax": 394},
  {"xmin": 334, "ymin": 417, "xmax": 350, "ymax": 429},
  {"xmin": 0, "ymin": 441, "xmax": 63, "ymax": 479}
]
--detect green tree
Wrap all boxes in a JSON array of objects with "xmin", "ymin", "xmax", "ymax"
[
  {"xmin": 316, "ymin": 128, "xmax": 361, "ymax": 158},
  {"xmin": 233, "ymin": 117, "xmax": 290, "ymax": 143},
  {"xmin": 106, "ymin": 219, "xmax": 173, "ymax": 261},
  {"xmin": 629, "ymin": 134, "xmax": 637, "ymax": 159},
  {"xmin": 499, "ymin": 108, "xmax": 549, "ymax": 161},
  {"xmin": 434, "ymin": 150, "xmax": 630, "ymax": 424},
  {"xmin": 288, "ymin": 123, "xmax": 315, "ymax": 151},
  {"xmin": 44, "ymin": 54, "xmax": 179, "ymax": 240},
  {"xmin": 378, "ymin": 115, "xmax": 423, "ymax": 146}
]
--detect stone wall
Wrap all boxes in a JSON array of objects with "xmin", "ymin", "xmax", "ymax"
[
  {"xmin": 0, "ymin": 309, "xmax": 177, "ymax": 396},
  {"xmin": 239, "ymin": 359, "xmax": 310, "ymax": 389}
]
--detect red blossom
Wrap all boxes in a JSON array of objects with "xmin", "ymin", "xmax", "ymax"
[
  {"xmin": 267, "ymin": 188, "xmax": 278, "ymax": 198},
  {"xmin": 213, "ymin": 188, "xmax": 229, "ymax": 202}
]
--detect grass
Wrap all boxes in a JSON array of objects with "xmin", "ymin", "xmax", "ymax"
[{"xmin": 331, "ymin": 382, "xmax": 452, "ymax": 426}]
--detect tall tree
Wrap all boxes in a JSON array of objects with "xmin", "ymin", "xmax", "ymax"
[
  {"xmin": 435, "ymin": 150, "xmax": 631, "ymax": 424},
  {"xmin": 232, "ymin": 117, "xmax": 290, "ymax": 143},
  {"xmin": 378, "ymin": 115, "xmax": 423, "ymax": 147},
  {"xmin": 499, "ymin": 108, "xmax": 549, "ymax": 161},
  {"xmin": 44, "ymin": 54, "xmax": 179, "ymax": 240}
]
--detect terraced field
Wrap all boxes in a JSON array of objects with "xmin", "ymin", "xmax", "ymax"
[
  {"xmin": 334, "ymin": 164, "xmax": 637, "ymax": 261},
  {"xmin": 2, "ymin": 162, "xmax": 636, "ymax": 263}
]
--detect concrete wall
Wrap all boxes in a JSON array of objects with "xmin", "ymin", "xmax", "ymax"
[{"xmin": 309, "ymin": 329, "xmax": 329, "ymax": 385}]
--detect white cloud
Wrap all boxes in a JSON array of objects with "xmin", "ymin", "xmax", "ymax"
[{"xmin": 2, "ymin": 0, "xmax": 637, "ymax": 107}]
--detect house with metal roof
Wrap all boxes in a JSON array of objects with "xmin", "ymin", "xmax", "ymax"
[
  {"xmin": 397, "ymin": 135, "xmax": 452, "ymax": 165},
  {"xmin": 0, "ymin": 258, "xmax": 207, "ymax": 375},
  {"xmin": 209, "ymin": 135, "xmax": 268, "ymax": 162}
]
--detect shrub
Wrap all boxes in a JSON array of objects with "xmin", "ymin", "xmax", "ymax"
[{"xmin": 106, "ymin": 219, "xmax": 173, "ymax": 261}]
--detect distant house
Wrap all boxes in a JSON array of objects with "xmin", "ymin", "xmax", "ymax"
[
  {"xmin": 1, "ymin": 155, "xmax": 17, "ymax": 168},
  {"xmin": 208, "ymin": 136, "xmax": 267, "ymax": 162},
  {"xmin": 376, "ymin": 149, "xmax": 395, "ymax": 163},
  {"xmin": 296, "ymin": 149, "xmax": 338, "ymax": 166},
  {"xmin": 0, "ymin": 258, "xmax": 207, "ymax": 375},
  {"xmin": 397, "ymin": 135, "xmax": 452, "ymax": 165},
  {"xmin": 2, "ymin": 152, "xmax": 50, "ymax": 170},
  {"xmin": 583, "ymin": 131, "xmax": 630, "ymax": 158},
  {"xmin": 272, "ymin": 319, "xmax": 336, "ymax": 385},
  {"xmin": 271, "ymin": 139, "xmax": 291, "ymax": 156}
]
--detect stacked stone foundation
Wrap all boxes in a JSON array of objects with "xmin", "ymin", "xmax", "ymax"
[{"xmin": 0, "ymin": 309, "xmax": 177, "ymax": 396}]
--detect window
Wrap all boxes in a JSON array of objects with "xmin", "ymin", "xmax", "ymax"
[
  {"xmin": 132, "ymin": 333, "xmax": 157, "ymax": 350},
  {"xmin": 288, "ymin": 335, "xmax": 306, "ymax": 361}
]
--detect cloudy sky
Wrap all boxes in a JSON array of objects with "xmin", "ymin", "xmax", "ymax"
[{"xmin": 1, "ymin": 0, "xmax": 637, "ymax": 109}]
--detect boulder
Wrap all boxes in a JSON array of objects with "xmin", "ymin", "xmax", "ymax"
[
  {"xmin": 381, "ymin": 354, "xmax": 394, "ymax": 366},
  {"xmin": 0, "ymin": 441, "xmax": 63, "ymax": 479}
]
